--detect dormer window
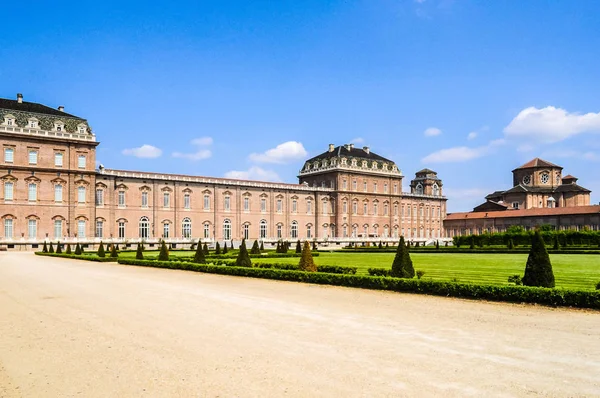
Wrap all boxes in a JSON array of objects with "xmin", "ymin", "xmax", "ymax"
[
  {"xmin": 351, "ymin": 159, "xmax": 357, "ymax": 167},
  {"xmin": 415, "ymin": 183, "xmax": 424, "ymax": 195},
  {"xmin": 432, "ymin": 183, "xmax": 440, "ymax": 196},
  {"xmin": 372, "ymin": 162, "xmax": 378, "ymax": 169},
  {"xmin": 341, "ymin": 158, "xmax": 347, "ymax": 165},
  {"xmin": 382, "ymin": 163, "xmax": 388, "ymax": 170},
  {"xmin": 77, "ymin": 123, "xmax": 87, "ymax": 134},
  {"xmin": 322, "ymin": 160, "xmax": 328, "ymax": 167},
  {"xmin": 3, "ymin": 114, "xmax": 16, "ymax": 126},
  {"xmin": 54, "ymin": 121, "xmax": 65, "ymax": 132},
  {"xmin": 305, "ymin": 163, "xmax": 311, "ymax": 171},
  {"xmin": 392, "ymin": 165, "xmax": 398, "ymax": 172},
  {"xmin": 28, "ymin": 118, "xmax": 39, "ymax": 129},
  {"xmin": 313, "ymin": 161, "xmax": 319, "ymax": 169}
]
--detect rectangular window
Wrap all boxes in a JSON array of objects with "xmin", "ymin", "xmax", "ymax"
[
  {"xmin": 4, "ymin": 148, "xmax": 14, "ymax": 163},
  {"xmin": 141, "ymin": 191, "xmax": 148, "ymax": 207},
  {"xmin": 96, "ymin": 221, "xmax": 103, "ymax": 238},
  {"xmin": 322, "ymin": 202, "xmax": 328, "ymax": 215},
  {"xmin": 55, "ymin": 152, "xmax": 63, "ymax": 167},
  {"xmin": 4, "ymin": 182, "xmax": 14, "ymax": 200},
  {"xmin": 4, "ymin": 219, "xmax": 13, "ymax": 238},
  {"xmin": 118, "ymin": 191, "xmax": 125, "ymax": 207},
  {"xmin": 78, "ymin": 187, "xmax": 86, "ymax": 203},
  {"xmin": 512, "ymin": 202, "xmax": 519, "ymax": 209},
  {"xmin": 352, "ymin": 180, "xmax": 357, "ymax": 191},
  {"xmin": 363, "ymin": 203, "xmax": 368, "ymax": 215},
  {"xmin": 307, "ymin": 226, "xmax": 312, "ymax": 239},
  {"xmin": 261, "ymin": 198, "xmax": 266, "ymax": 212},
  {"xmin": 307, "ymin": 200, "xmax": 312, "ymax": 214},
  {"xmin": 29, "ymin": 150, "xmax": 38, "ymax": 165},
  {"xmin": 163, "ymin": 192, "xmax": 170, "ymax": 208},
  {"xmin": 363, "ymin": 181, "xmax": 367, "ymax": 192},
  {"xmin": 384, "ymin": 204, "xmax": 388, "ymax": 216},
  {"xmin": 374, "ymin": 183, "xmax": 378, "ymax": 193},
  {"xmin": 292, "ymin": 199, "xmax": 297, "ymax": 213},
  {"xmin": 204, "ymin": 223, "xmax": 210, "ymax": 239},
  {"xmin": 28, "ymin": 183, "xmax": 37, "ymax": 201},
  {"xmin": 28, "ymin": 219, "xmax": 37, "ymax": 238},
  {"xmin": 343, "ymin": 201, "xmax": 348, "ymax": 214},
  {"xmin": 203, "ymin": 195, "xmax": 210, "ymax": 210},
  {"xmin": 243, "ymin": 197, "xmax": 249, "ymax": 211},
  {"xmin": 384, "ymin": 183, "xmax": 388, "ymax": 194},
  {"xmin": 184, "ymin": 194, "xmax": 191, "ymax": 209},
  {"xmin": 118, "ymin": 222, "xmax": 125, "ymax": 238},
  {"xmin": 342, "ymin": 180, "xmax": 347, "ymax": 190},
  {"xmin": 393, "ymin": 184, "xmax": 398, "ymax": 194},
  {"xmin": 352, "ymin": 201, "xmax": 357, "ymax": 215},
  {"xmin": 163, "ymin": 223, "xmax": 170, "ymax": 238},
  {"xmin": 78, "ymin": 155, "xmax": 86, "ymax": 169},
  {"xmin": 395, "ymin": 204, "xmax": 399, "ymax": 216},
  {"xmin": 54, "ymin": 185, "xmax": 63, "ymax": 202},
  {"xmin": 276, "ymin": 199, "xmax": 282, "ymax": 213},
  {"xmin": 224, "ymin": 196, "xmax": 231, "ymax": 211},
  {"xmin": 96, "ymin": 189, "xmax": 104, "ymax": 206},
  {"xmin": 373, "ymin": 203, "xmax": 378, "ymax": 215},
  {"xmin": 77, "ymin": 220, "xmax": 86, "ymax": 238},
  {"xmin": 277, "ymin": 224, "xmax": 282, "ymax": 239}
]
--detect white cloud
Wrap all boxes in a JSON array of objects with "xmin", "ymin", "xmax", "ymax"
[
  {"xmin": 421, "ymin": 139, "xmax": 505, "ymax": 164},
  {"xmin": 504, "ymin": 106, "xmax": 600, "ymax": 144},
  {"xmin": 122, "ymin": 144, "xmax": 162, "ymax": 159},
  {"xmin": 424, "ymin": 127, "xmax": 442, "ymax": 137},
  {"xmin": 249, "ymin": 141, "xmax": 308, "ymax": 164},
  {"xmin": 467, "ymin": 132, "xmax": 477, "ymax": 140},
  {"xmin": 224, "ymin": 166, "xmax": 281, "ymax": 182},
  {"xmin": 172, "ymin": 137, "xmax": 213, "ymax": 161},
  {"xmin": 350, "ymin": 137, "xmax": 365, "ymax": 144}
]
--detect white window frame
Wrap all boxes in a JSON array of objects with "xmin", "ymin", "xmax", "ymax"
[
  {"xmin": 4, "ymin": 148, "xmax": 14, "ymax": 163},
  {"xmin": 55, "ymin": 152, "xmax": 63, "ymax": 167},
  {"xmin": 77, "ymin": 220, "xmax": 86, "ymax": 238},
  {"xmin": 78, "ymin": 186, "xmax": 86, "ymax": 203},
  {"xmin": 78, "ymin": 155, "xmax": 86, "ymax": 169},
  {"xmin": 28, "ymin": 219, "xmax": 37, "ymax": 239},
  {"xmin": 4, "ymin": 182, "xmax": 14, "ymax": 201},
  {"xmin": 118, "ymin": 191, "xmax": 126, "ymax": 207},
  {"xmin": 28, "ymin": 150, "xmax": 38, "ymax": 165},
  {"xmin": 4, "ymin": 218, "xmax": 14, "ymax": 239},
  {"xmin": 184, "ymin": 193, "xmax": 191, "ymax": 209},
  {"xmin": 28, "ymin": 183, "xmax": 37, "ymax": 202},
  {"xmin": 96, "ymin": 189, "xmax": 104, "ymax": 206},
  {"xmin": 96, "ymin": 220, "xmax": 104, "ymax": 238},
  {"xmin": 141, "ymin": 191, "xmax": 148, "ymax": 208},
  {"xmin": 118, "ymin": 222, "xmax": 126, "ymax": 238},
  {"xmin": 55, "ymin": 185, "xmax": 63, "ymax": 202},
  {"xmin": 54, "ymin": 219, "xmax": 63, "ymax": 239}
]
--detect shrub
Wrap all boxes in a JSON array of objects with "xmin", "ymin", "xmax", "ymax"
[
  {"xmin": 236, "ymin": 239, "xmax": 252, "ymax": 267},
  {"xmin": 250, "ymin": 240, "xmax": 261, "ymax": 255},
  {"xmin": 469, "ymin": 236, "xmax": 475, "ymax": 250},
  {"xmin": 80, "ymin": 245, "xmax": 85, "ymax": 254},
  {"xmin": 507, "ymin": 238, "xmax": 514, "ymax": 250},
  {"xmin": 416, "ymin": 270, "xmax": 425, "ymax": 280},
  {"xmin": 596, "ymin": 281, "xmax": 600, "ymax": 290},
  {"xmin": 260, "ymin": 241, "xmax": 264, "ymax": 251},
  {"xmin": 316, "ymin": 265, "xmax": 357, "ymax": 275},
  {"xmin": 97, "ymin": 241, "xmax": 106, "ymax": 257},
  {"xmin": 75, "ymin": 243, "xmax": 82, "ymax": 255},
  {"xmin": 56, "ymin": 242, "xmax": 63, "ymax": 254},
  {"xmin": 378, "ymin": 241, "xmax": 383, "ymax": 249},
  {"xmin": 298, "ymin": 241, "xmax": 317, "ymax": 272},
  {"xmin": 110, "ymin": 243, "xmax": 118, "ymax": 258},
  {"xmin": 42, "ymin": 241, "xmax": 48, "ymax": 253},
  {"xmin": 203, "ymin": 243, "xmax": 209, "ymax": 255},
  {"xmin": 522, "ymin": 230, "xmax": 555, "ymax": 288},
  {"xmin": 553, "ymin": 235, "xmax": 560, "ymax": 251},
  {"xmin": 158, "ymin": 240, "xmax": 169, "ymax": 261},
  {"xmin": 312, "ymin": 241, "xmax": 317, "ymax": 251},
  {"xmin": 295, "ymin": 240, "xmax": 301, "ymax": 253},
  {"xmin": 435, "ymin": 240, "xmax": 440, "ymax": 250},
  {"xmin": 390, "ymin": 237, "xmax": 414, "ymax": 278},
  {"xmin": 508, "ymin": 275, "xmax": 523, "ymax": 285},
  {"xmin": 66, "ymin": 244, "xmax": 72, "ymax": 254},
  {"xmin": 135, "ymin": 244, "xmax": 144, "ymax": 260},
  {"xmin": 276, "ymin": 241, "xmax": 281, "ymax": 253},
  {"xmin": 222, "ymin": 242, "xmax": 228, "ymax": 254},
  {"xmin": 194, "ymin": 240, "xmax": 206, "ymax": 264},
  {"xmin": 215, "ymin": 242, "xmax": 221, "ymax": 255},
  {"xmin": 49, "ymin": 242, "xmax": 55, "ymax": 253}
]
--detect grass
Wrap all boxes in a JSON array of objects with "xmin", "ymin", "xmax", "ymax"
[{"xmin": 105, "ymin": 250, "xmax": 600, "ymax": 291}]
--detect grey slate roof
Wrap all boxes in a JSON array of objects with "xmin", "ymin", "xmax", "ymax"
[
  {"xmin": 304, "ymin": 145, "xmax": 394, "ymax": 164},
  {"xmin": 0, "ymin": 98, "xmax": 82, "ymax": 119}
]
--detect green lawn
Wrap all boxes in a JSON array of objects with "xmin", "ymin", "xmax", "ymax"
[{"xmin": 117, "ymin": 250, "xmax": 600, "ymax": 290}]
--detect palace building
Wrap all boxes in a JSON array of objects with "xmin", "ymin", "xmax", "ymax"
[
  {"xmin": 0, "ymin": 94, "xmax": 447, "ymax": 249},
  {"xmin": 445, "ymin": 158, "xmax": 600, "ymax": 236}
]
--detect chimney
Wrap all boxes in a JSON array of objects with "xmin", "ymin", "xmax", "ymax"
[
  {"xmin": 349, "ymin": 143, "xmax": 354, "ymax": 150},
  {"xmin": 328, "ymin": 144, "xmax": 335, "ymax": 152},
  {"xmin": 363, "ymin": 146, "xmax": 370, "ymax": 154},
  {"xmin": 17, "ymin": 93, "xmax": 23, "ymax": 103},
  {"xmin": 58, "ymin": 106, "xmax": 64, "ymax": 112}
]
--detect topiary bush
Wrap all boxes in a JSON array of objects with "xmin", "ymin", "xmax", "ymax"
[
  {"xmin": 110, "ymin": 243, "xmax": 118, "ymax": 258},
  {"xmin": 56, "ymin": 242, "xmax": 63, "ymax": 254},
  {"xmin": 295, "ymin": 240, "xmax": 301, "ymax": 254},
  {"xmin": 222, "ymin": 242, "xmax": 228, "ymax": 254},
  {"xmin": 97, "ymin": 241, "xmax": 105, "ymax": 258},
  {"xmin": 66, "ymin": 244, "xmax": 72, "ymax": 254},
  {"xmin": 75, "ymin": 243, "xmax": 82, "ymax": 255},
  {"xmin": 194, "ymin": 240, "xmax": 206, "ymax": 264},
  {"xmin": 522, "ymin": 230, "xmax": 555, "ymax": 288},
  {"xmin": 215, "ymin": 242, "xmax": 221, "ymax": 255},
  {"xmin": 260, "ymin": 241, "xmax": 264, "ymax": 252},
  {"xmin": 135, "ymin": 244, "xmax": 144, "ymax": 260},
  {"xmin": 42, "ymin": 241, "xmax": 48, "ymax": 253},
  {"xmin": 158, "ymin": 240, "xmax": 169, "ymax": 261},
  {"xmin": 298, "ymin": 241, "xmax": 317, "ymax": 272},
  {"xmin": 250, "ymin": 240, "xmax": 261, "ymax": 255},
  {"xmin": 49, "ymin": 242, "xmax": 54, "ymax": 253},
  {"xmin": 203, "ymin": 243, "xmax": 209, "ymax": 255},
  {"xmin": 390, "ymin": 236, "xmax": 414, "ymax": 278},
  {"xmin": 236, "ymin": 239, "xmax": 252, "ymax": 267}
]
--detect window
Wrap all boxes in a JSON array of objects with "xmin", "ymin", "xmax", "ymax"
[
  {"xmin": 277, "ymin": 224, "xmax": 282, "ymax": 239},
  {"xmin": 78, "ymin": 155, "xmax": 86, "ymax": 169},
  {"xmin": 141, "ymin": 191, "xmax": 149, "ymax": 207},
  {"xmin": 224, "ymin": 196, "xmax": 231, "ymax": 211},
  {"xmin": 77, "ymin": 220, "xmax": 86, "ymax": 238},
  {"xmin": 292, "ymin": 199, "xmax": 297, "ymax": 213},
  {"xmin": 28, "ymin": 219, "xmax": 37, "ymax": 238},
  {"xmin": 118, "ymin": 222, "xmax": 125, "ymax": 238},
  {"xmin": 204, "ymin": 223, "xmax": 210, "ymax": 239},
  {"xmin": 352, "ymin": 201, "xmax": 358, "ymax": 215},
  {"xmin": 373, "ymin": 183, "xmax": 378, "ymax": 193},
  {"xmin": 373, "ymin": 203, "xmax": 378, "ymax": 215},
  {"xmin": 352, "ymin": 180, "xmax": 357, "ymax": 191},
  {"xmin": 118, "ymin": 191, "xmax": 125, "ymax": 207},
  {"xmin": 307, "ymin": 200, "xmax": 312, "ymax": 214},
  {"xmin": 260, "ymin": 198, "xmax": 266, "ymax": 212},
  {"xmin": 363, "ymin": 203, "xmax": 368, "ymax": 215},
  {"xmin": 352, "ymin": 225, "xmax": 357, "ymax": 237},
  {"xmin": 4, "ymin": 218, "xmax": 13, "ymax": 239},
  {"xmin": 363, "ymin": 225, "xmax": 368, "ymax": 236},
  {"xmin": 394, "ymin": 204, "xmax": 398, "ymax": 216},
  {"xmin": 4, "ymin": 182, "xmax": 14, "ymax": 200},
  {"xmin": 54, "ymin": 220, "xmax": 63, "ymax": 239},
  {"xmin": 163, "ymin": 192, "xmax": 170, "ymax": 208},
  {"xmin": 407, "ymin": 206, "xmax": 411, "ymax": 217},
  {"xmin": 55, "ymin": 153, "xmax": 63, "ymax": 167},
  {"xmin": 393, "ymin": 184, "xmax": 398, "ymax": 194},
  {"xmin": 163, "ymin": 223, "xmax": 170, "ymax": 238},
  {"xmin": 291, "ymin": 221, "xmax": 298, "ymax": 239},
  {"xmin": 343, "ymin": 201, "xmax": 348, "ymax": 214},
  {"xmin": 384, "ymin": 183, "xmax": 388, "ymax": 194},
  {"xmin": 28, "ymin": 183, "xmax": 37, "ymax": 201},
  {"xmin": 343, "ymin": 225, "xmax": 347, "ymax": 237},
  {"xmin": 223, "ymin": 219, "xmax": 231, "ymax": 240},
  {"xmin": 96, "ymin": 220, "xmax": 103, "ymax": 238},
  {"xmin": 204, "ymin": 194, "xmax": 210, "ymax": 210},
  {"xmin": 384, "ymin": 203, "xmax": 388, "ymax": 216},
  {"xmin": 4, "ymin": 148, "xmax": 14, "ymax": 163},
  {"xmin": 243, "ymin": 224, "xmax": 249, "ymax": 240},
  {"xmin": 184, "ymin": 193, "xmax": 191, "ymax": 209},
  {"xmin": 416, "ymin": 183, "xmax": 423, "ymax": 195},
  {"xmin": 307, "ymin": 225, "xmax": 312, "ymax": 239},
  {"xmin": 139, "ymin": 217, "xmax": 150, "ymax": 239},
  {"xmin": 433, "ymin": 183, "xmax": 440, "ymax": 196},
  {"xmin": 512, "ymin": 202, "xmax": 519, "ymax": 209},
  {"xmin": 55, "ymin": 185, "xmax": 63, "ymax": 202},
  {"xmin": 276, "ymin": 199, "xmax": 282, "ymax": 213},
  {"xmin": 243, "ymin": 197, "xmax": 250, "ymax": 211},
  {"xmin": 29, "ymin": 150, "xmax": 38, "ymax": 165},
  {"xmin": 78, "ymin": 186, "xmax": 86, "ymax": 203},
  {"xmin": 343, "ymin": 180, "xmax": 347, "ymax": 190},
  {"xmin": 182, "ymin": 218, "xmax": 192, "ymax": 238},
  {"xmin": 96, "ymin": 189, "xmax": 104, "ymax": 206},
  {"xmin": 363, "ymin": 181, "xmax": 367, "ymax": 192},
  {"xmin": 322, "ymin": 201, "xmax": 328, "ymax": 215},
  {"xmin": 260, "ymin": 220, "xmax": 267, "ymax": 239}
]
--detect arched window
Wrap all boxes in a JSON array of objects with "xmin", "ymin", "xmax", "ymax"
[
  {"xmin": 306, "ymin": 224, "xmax": 312, "ymax": 239},
  {"xmin": 223, "ymin": 219, "xmax": 231, "ymax": 240},
  {"xmin": 352, "ymin": 225, "xmax": 358, "ymax": 238},
  {"xmin": 260, "ymin": 220, "xmax": 267, "ymax": 239},
  {"xmin": 291, "ymin": 221, "xmax": 298, "ymax": 239},
  {"xmin": 243, "ymin": 223, "xmax": 249, "ymax": 240},
  {"xmin": 139, "ymin": 217, "xmax": 150, "ymax": 239},
  {"xmin": 182, "ymin": 218, "xmax": 192, "ymax": 238},
  {"xmin": 203, "ymin": 223, "xmax": 210, "ymax": 239},
  {"xmin": 432, "ymin": 183, "xmax": 440, "ymax": 196},
  {"xmin": 416, "ymin": 183, "xmax": 424, "ymax": 195}
]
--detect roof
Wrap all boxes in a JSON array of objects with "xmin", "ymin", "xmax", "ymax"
[
  {"xmin": 0, "ymin": 97, "xmax": 82, "ymax": 119},
  {"xmin": 416, "ymin": 168, "xmax": 437, "ymax": 175},
  {"xmin": 554, "ymin": 183, "xmax": 591, "ymax": 193},
  {"xmin": 304, "ymin": 145, "xmax": 394, "ymax": 164},
  {"xmin": 485, "ymin": 190, "xmax": 505, "ymax": 199},
  {"xmin": 562, "ymin": 174, "xmax": 577, "ymax": 180},
  {"xmin": 473, "ymin": 201, "xmax": 508, "ymax": 212},
  {"xmin": 513, "ymin": 157, "xmax": 562, "ymax": 171},
  {"xmin": 446, "ymin": 205, "xmax": 600, "ymax": 221}
]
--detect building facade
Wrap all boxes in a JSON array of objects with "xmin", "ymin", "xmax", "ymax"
[
  {"xmin": 445, "ymin": 158, "xmax": 600, "ymax": 236},
  {"xmin": 1, "ymin": 95, "xmax": 447, "ymax": 249}
]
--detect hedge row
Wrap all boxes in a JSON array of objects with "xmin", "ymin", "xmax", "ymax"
[
  {"xmin": 205, "ymin": 252, "xmax": 320, "ymax": 259},
  {"xmin": 116, "ymin": 258, "xmax": 600, "ymax": 309},
  {"xmin": 341, "ymin": 248, "xmax": 600, "ymax": 255},
  {"xmin": 453, "ymin": 230, "xmax": 600, "ymax": 247},
  {"xmin": 35, "ymin": 252, "xmax": 118, "ymax": 262}
]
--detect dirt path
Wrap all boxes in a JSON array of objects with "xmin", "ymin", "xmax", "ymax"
[{"xmin": 0, "ymin": 252, "xmax": 599, "ymax": 397}]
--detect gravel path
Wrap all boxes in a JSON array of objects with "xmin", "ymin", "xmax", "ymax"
[{"xmin": 1, "ymin": 252, "xmax": 599, "ymax": 397}]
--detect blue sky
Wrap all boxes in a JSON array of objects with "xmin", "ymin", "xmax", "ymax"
[{"xmin": 2, "ymin": 0, "xmax": 600, "ymax": 212}]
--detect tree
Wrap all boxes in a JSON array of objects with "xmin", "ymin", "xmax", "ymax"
[
  {"xmin": 193, "ymin": 240, "xmax": 206, "ymax": 263},
  {"xmin": 235, "ymin": 239, "xmax": 252, "ymax": 267},
  {"xmin": 259, "ymin": 241, "xmax": 264, "ymax": 251},
  {"xmin": 203, "ymin": 243, "xmax": 209, "ymax": 255},
  {"xmin": 75, "ymin": 243, "xmax": 82, "ymax": 255},
  {"xmin": 97, "ymin": 241, "xmax": 105, "ymax": 257},
  {"xmin": 390, "ymin": 236, "xmax": 415, "ymax": 278},
  {"xmin": 553, "ymin": 235, "xmax": 560, "ymax": 251},
  {"xmin": 56, "ymin": 242, "xmax": 62, "ymax": 254},
  {"xmin": 295, "ymin": 240, "xmax": 302, "ymax": 253},
  {"xmin": 435, "ymin": 240, "xmax": 440, "ymax": 250},
  {"xmin": 66, "ymin": 244, "xmax": 72, "ymax": 254},
  {"xmin": 215, "ymin": 242, "xmax": 221, "ymax": 255},
  {"xmin": 49, "ymin": 242, "xmax": 55, "ymax": 253},
  {"xmin": 110, "ymin": 243, "xmax": 118, "ymax": 258},
  {"xmin": 522, "ymin": 230, "xmax": 555, "ymax": 288},
  {"xmin": 222, "ymin": 242, "xmax": 228, "ymax": 254},
  {"xmin": 298, "ymin": 241, "xmax": 317, "ymax": 272},
  {"xmin": 158, "ymin": 240, "xmax": 169, "ymax": 261},
  {"xmin": 250, "ymin": 240, "xmax": 260, "ymax": 254},
  {"xmin": 469, "ymin": 236, "xmax": 475, "ymax": 250},
  {"xmin": 42, "ymin": 241, "xmax": 48, "ymax": 253},
  {"xmin": 135, "ymin": 244, "xmax": 144, "ymax": 260}
]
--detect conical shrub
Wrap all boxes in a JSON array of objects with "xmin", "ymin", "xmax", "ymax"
[
  {"xmin": 295, "ymin": 240, "xmax": 301, "ymax": 253},
  {"xmin": 203, "ymin": 243, "xmax": 209, "ymax": 255},
  {"xmin": 42, "ymin": 241, "xmax": 48, "ymax": 253},
  {"xmin": 56, "ymin": 242, "xmax": 62, "ymax": 254},
  {"xmin": 75, "ymin": 243, "xmax": 82, "ymax": 255},
  {"xmin": 66, "ymin": 244, "xmax": 72, "ymax": 254},
  {"xmin": 259, "ymin": 241, "xmax": 264, "ymax": 252},
  {"xmin": 158, "ymin": 240, "xmax": 169, "ymax": 261},
  {"xmin": 215, "ymin": 242, "xmax": 221, "ymax": 255},
  {"xmin": 194, "ymin": 240, "xmax": 206, "ymax": 263},
  {"xmin": 49, "ymin": 242, "xmax": 54, "ymax": 253},
  {"xmin": 135, "ymin": 244, "xmax": 144, "ymax": 260},
  {"xmin": 390, "ymin": 236, "xmax": 415, "ymax": 278},
  {"xmin": 235, "ymin": 239, "xmax": 252, "ymax": 267},
  {"xmin": 522, "ymin": 230, "xmax": 555, "ymax": 288},
  {"xmin": 250, "ymin": 240, "xmax": 260, "ymax": 255},
  {"xmin": 110, "ymin": 243, "xmax": 118, "ymax": 258},
  {"xmin": 298, "ymin": 241, "xmax": 317, "ymax": 272},
  {"xmin": 97, "ymin": 241, "xmax": 105, "ymax": 257},
  {"xmin": 222, "ymin": 242, "xmax": 228, "ymax": 254}
]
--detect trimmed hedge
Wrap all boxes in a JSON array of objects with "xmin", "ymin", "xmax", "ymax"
[
  {"xmin": 35, "ymin": 252, "xmax": 118, "ymax": 262},
  {"xmin": 116, "ymin": 258, "xmax": 600, "ymax": 309},
  {"xmin": 342, "ymin": 248, "xmax": 600, "ymax": 255}
]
